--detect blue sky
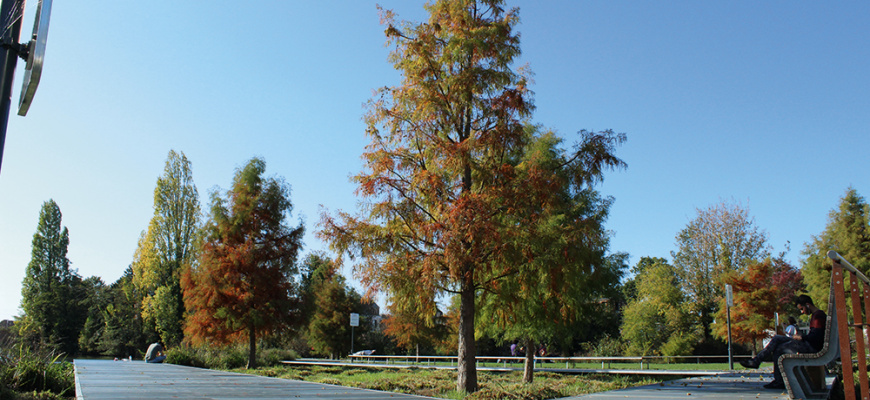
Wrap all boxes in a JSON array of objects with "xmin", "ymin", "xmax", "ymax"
[{"xmin": 0, "ymin": 1, "xmax": 868, "ymax": 321}]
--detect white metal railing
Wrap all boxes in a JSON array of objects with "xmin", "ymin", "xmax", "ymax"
[{"xmin": 345, "ymin": 354, "xmax": 752, "ymax": 370}]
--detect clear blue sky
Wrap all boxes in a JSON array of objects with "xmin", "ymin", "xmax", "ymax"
[{"xmin": 1, "ymin": 1, "xmax": 868, "ymax": 321}]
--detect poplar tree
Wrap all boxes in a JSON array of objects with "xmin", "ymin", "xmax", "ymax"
[
  {"xmin": 182, "ymin": 157, "xmax": 303, "ymax": 369},
  {"xmin": 20, "ymin": 199, "xmax": 84, "ymax": 354},
  {"xmin": 131, "ymin": 150, "xmax": 200, "ymax": 346}
]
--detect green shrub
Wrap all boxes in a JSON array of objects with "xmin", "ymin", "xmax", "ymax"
[
  {"xmin": 166, "ymin": 345, "xmax": 296, "ymax": 370},
  {"xmin": 0, "ymin": 343, "xmax": 74, "ymax": 398}
]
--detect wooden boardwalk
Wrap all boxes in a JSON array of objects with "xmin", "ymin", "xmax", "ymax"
[
  {"xmin": 74, "ymin": 359, "xmax": 801, "ymax": 400},
  {"xmin": 73, "ymin": 359, "xmax": 436, "ymax": 399}
]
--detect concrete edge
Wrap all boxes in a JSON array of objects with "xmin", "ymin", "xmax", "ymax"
[{"xmin": 73, "ymin": 360, "xmax": 83, "ymax": 400}]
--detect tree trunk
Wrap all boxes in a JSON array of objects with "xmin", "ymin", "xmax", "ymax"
[
  {"xmin": 523, "ymin": 338, "xmax": 535, "ymax": 383},
  {"xmin": 247, "ymin": 324, "xmax": 257, "ymax": 369},
  {"xmin": 456, "ymin": 283, "xmax": 478, "ymax": 393}
]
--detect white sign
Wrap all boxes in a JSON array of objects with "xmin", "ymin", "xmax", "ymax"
[
  {"xmin": 725, "ymin": 284, "xmax": 734, "ymax": 307},
  {"xmin": 18, "ymin": 0, "xmax": 52, "ymax": 116},
  {"xmin": 350, "ymin": 313, "xmax": 359, "ymax": 327}
]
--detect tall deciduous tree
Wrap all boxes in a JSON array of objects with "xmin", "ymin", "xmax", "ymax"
[
  {"xmin": 320, "ymin": 1, "xmax": 531, "ymax": 391},
  {"xmin": 712, "ymin": 258, "xmax": 803, "ymax": 353},
  {"xmin": 182, "ymin": 157, "xmax": 303, "ymax": 369},
  {"xmin": 20, "ymin": 200, "xmax": 85, "ymax": 354},
  {"xmin": 801, "ymin": 187, "xmax": 870, "ymax": 310},
  {"xmin": 621, "ymin": 258, "xmax": 697, "ymax": 357},
  {"xmin": 671, "ymin": 200, "xmax": 771, "ymax": 339},
  {"xmin": 303, "ymin": 255, "xmax": 358, "ymax": 359},
  {"xmin": 131, "ymin": 150, "xmax": 201, "ymax": 346},
  {"xmin": 319, "ymin": 1, "xmax": 625, "ymax": 391},
  {"xmin": 477, "ymin": 129, "xmax": 626, "ymax": 383}
]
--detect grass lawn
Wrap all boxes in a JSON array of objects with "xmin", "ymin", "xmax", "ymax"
[{"xmin": 232, "ymin": 364, "xmax": 665, "ymax": 400}]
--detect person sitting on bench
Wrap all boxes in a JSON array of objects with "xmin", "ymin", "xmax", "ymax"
[{"xmin": 740, "ymin": 295, "xmax": 826, "ymax": 389}]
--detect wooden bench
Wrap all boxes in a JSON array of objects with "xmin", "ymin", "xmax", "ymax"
[{"xmin": 779, "ymin": 251, "xmax": 870, "ymax": 400}]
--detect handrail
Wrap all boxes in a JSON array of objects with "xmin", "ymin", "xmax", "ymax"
[
  {"xmin": 827, "ymin": 250, "xmax": 870, "ymax": 283},
  {"xmin": 346, "ymin": 354, "xmax": 750, "ymax": 370}
]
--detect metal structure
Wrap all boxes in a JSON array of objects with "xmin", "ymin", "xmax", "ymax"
[{"xmin": 0, "ymin": 0, "xmax": 52, "ymax": 174}]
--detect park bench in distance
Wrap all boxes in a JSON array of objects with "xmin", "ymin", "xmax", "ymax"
[{"xmin": 779, "ymin": 251, "xmax": 870, "ymax": 400}]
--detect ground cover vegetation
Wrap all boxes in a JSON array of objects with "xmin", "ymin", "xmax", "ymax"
[
  {"xmin": 234, "ymin": 365, "xmax": 659, "ymax": 400},
  {"xmin": 7, "ymin": 0, "xmax": 870, "ymax": 398}
]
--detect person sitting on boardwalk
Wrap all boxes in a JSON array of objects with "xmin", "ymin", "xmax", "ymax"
[
  {"xmin": 739, "ymin": 295, "xmax": 826, "ymax": 390},
  {"xmin": 145, "ymin": 342, "xmax": 166, "ymax": 363}
]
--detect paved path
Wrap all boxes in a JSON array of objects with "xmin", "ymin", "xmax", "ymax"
[
  {"xmin": 75, "ymin": 359, "xmax": 800, "ymax": 400},
  {"xmin": 73, "ymin": 359, "xmax": 436, "ymax": 399},
  {"xmin": 566, "ymin": 371, "xmax": 791, "ymax": 400}
]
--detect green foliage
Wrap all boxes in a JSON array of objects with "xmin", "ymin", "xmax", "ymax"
[
  {"xmin": 302, "ymin": 254, "xmax": 360, "ymax": 359},
  {"xmin": 238, "ymin": 366, "xmax": 656, "ymax": 400},
  {"xmin": 671, "ymin": 200, "xmax": 771, "ymax": 339},
  {"xmin": 94, "ymin": 268, "xmax": 155, "ymax": 358},
  {"xmin": 132, "ymin": 150, "xmax": 201, "ymax": 347},
  {"xmin": 621, "ymin": 258, "xmax": 698, "ymax": 357},
  {"xmin": 19, "ymin": 200, "xmax": 85, "ymax": 356},
  {"xmin": 165, "ymin": 345, "xmax": 296, "ymax": 370},
  {"xmin": 801, "ymin": 187, "xmax": 870, "ymax": 311},
  {"xmin": 477, "ymin": 129, "xmax": 627, "ymax": 374},
  {"xmin": 0, "ymin": 342, "xmax": 74, "ymax": 398},
  {"xmin": 582, "ymin": 334, "xmax": 625, "ymax": 357}
]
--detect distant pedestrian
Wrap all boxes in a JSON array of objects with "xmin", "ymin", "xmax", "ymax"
[{"xmin": 145, "ymin": 342, "xmax": 166, "ymax": 363}]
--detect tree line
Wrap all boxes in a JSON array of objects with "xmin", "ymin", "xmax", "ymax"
[{"xmin": 6, "ymin": 0, "xmax": 869, "ymax": 395}]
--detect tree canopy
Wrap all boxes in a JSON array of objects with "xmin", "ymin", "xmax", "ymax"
[
  {"xmin": 712, "ymin": 258, "xmax": 803, "ymax": 353},
  {"xmin": 476, "ymin": 128, "xmax": 626, "ymax": 382},
  {"xmin": 319, "ymin": 1, "xmax": 625, "ymax": 392},
  {"xmin": 620, "ymin": 257, "xmax": 697, "ymax": 357},
  {"xmin": 801, "ymin": 187, "xmax": 870, "ymax": 310},
  {"xmin": 132, "ymin": 150, "xmax": 200, "ymax": 346},
  {"xmin": 182, "ymin": 157, "xmax": 304, "ymax": 368},
  {"xmin": 671, "ymin": 200, "xmax": 771, "ymax": 338},
  {"xmin": 20, "ymin": 199, "xmax": 84, "ymax": 355}
]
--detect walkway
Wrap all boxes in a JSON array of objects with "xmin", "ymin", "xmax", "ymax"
[
  {"xmin": 75, "ymin": 359, "xmax": 798, "ymax": 400},
  {"xmin": 567, "ymin": 372, "xmax": 792, "ymax": 400},
  {"xmin": 73, "ymin": 359, "xmax": 436, "ymax": 399}
]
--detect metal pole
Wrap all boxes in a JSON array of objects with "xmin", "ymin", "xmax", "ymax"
[
  {"xmin": 0, "ymin": 0, "xmax": 24, "ymax": 174},
  {"xmin": 350, "ymin": 325, "xmax": 354, "ymax": 355},
  {"xmin": 726, "ymin": 304, "xmax": 733, "ymax": 370}
]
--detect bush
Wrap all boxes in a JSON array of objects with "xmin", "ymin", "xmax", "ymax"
[
  {"xmin": 583, "ymin": 335, "xmax": 624, "ymax": 357},
  {"xmin": 0, "ymin": 342, "xmax": 74, "ymax": 398},
  {"xmin": 165, "ymin": 344, "xmax": 297, "ymax": 370}
]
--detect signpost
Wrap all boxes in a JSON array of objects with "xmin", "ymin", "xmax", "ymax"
[
  {"xmin": 350, "ymin": 313, "xmax": 359, "ymax": 355},
  {"xmin": 725, "ymin": 284, "xmax": 734, "ymax": 370},
  {"xmin": 0, "ymin": 0, "xmax": 52, "ymax": 174}
]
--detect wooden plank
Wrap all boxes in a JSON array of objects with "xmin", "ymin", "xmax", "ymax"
[{"xmin": 834, "ymin": 263, "xmax": 856, "ymax": 400}]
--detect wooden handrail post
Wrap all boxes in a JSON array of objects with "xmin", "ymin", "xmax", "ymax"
[{"xmin": 833, "ymin": 262, "xmax": 856, "ymax": 400}]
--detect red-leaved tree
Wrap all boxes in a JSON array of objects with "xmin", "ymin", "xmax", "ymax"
[
  {"xmin": 713, "ymin": 258, "xmax": 803, "ymax": 353},
  {"xmin": 182, "ymin": 158, "xmax": 303, "ymax": 368}
]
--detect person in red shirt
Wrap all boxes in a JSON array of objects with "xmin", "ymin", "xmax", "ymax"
[{"xmin": 739, "ymin": 295, "xmax": 826, "ymax": 390}]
